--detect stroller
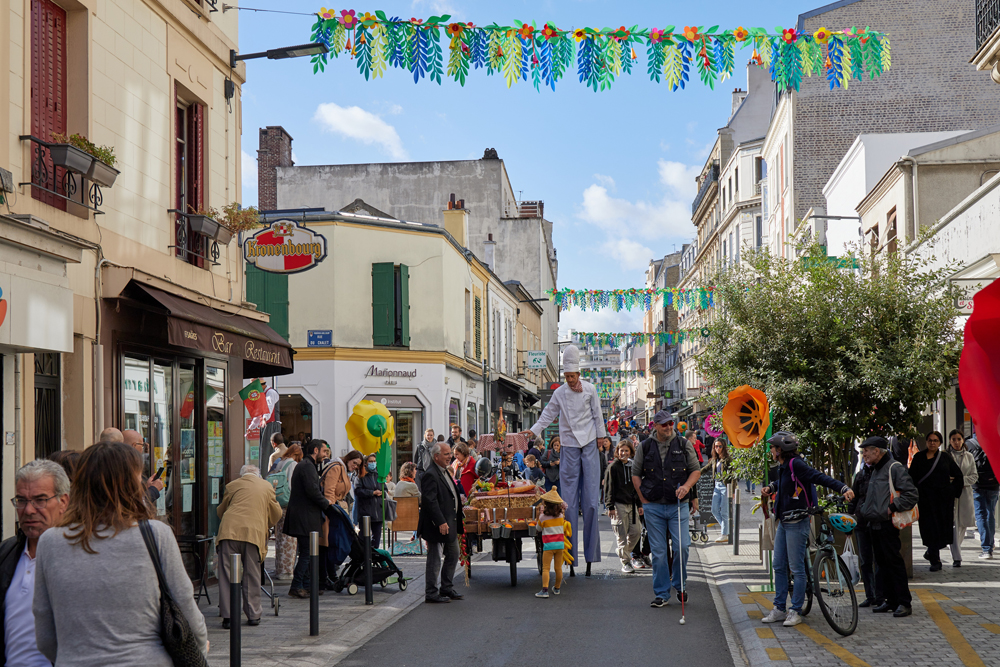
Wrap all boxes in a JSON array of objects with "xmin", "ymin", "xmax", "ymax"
[{"xmin": 327, "ymin": 503, "xmax": 407, "ymax": 595}]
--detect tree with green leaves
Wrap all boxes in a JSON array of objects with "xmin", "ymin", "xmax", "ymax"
[{"xmin": 698, "ymin": 244, "xmax": 962, "ymax": 484}]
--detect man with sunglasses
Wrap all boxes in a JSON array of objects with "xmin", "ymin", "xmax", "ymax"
[{"xmin": 0, "ymin": 460, "xmax": 70, "ymax": 665}]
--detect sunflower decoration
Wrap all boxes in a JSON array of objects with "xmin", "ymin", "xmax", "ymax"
[
  {"xmin": 345, "ymin": 400, "xmax": 395, "ymax": 457},
  {"xmin": 721, "ymin": 385, "xmax": 770, "ymax": 449}
]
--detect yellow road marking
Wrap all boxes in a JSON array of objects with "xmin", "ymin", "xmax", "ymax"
[
  {"xmin": 740, "ymin": 594, "xmax": 756, "ymax": 604},
  {"xmin": 982, "ymin": 623, "xmax": 1000, "ymax": 634},
  {"xmin": 757, "ymin": 628, "xmax": 776, "ymax": 639},
  {"xmin": 766, "ymin": 647, "xmax": 788, "ymax": 661},
  {"xmin": 952, "ymin": 605, "xmax": 978, "ymax": 616},
  {"xmin": 913, "ymin": 589, "xmax": 986, "ymax": 667},
  {"xmin": 794, "ymin": 625, "xmax": 872, "ymax": 667},
  {"xmin": 747, "ymin": 609, "xmax": 763, "ymax": 619}
]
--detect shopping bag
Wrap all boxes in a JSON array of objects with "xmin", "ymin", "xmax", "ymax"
[{"xmin": 841, "ymin": 537, "xmax": 861, "ymax": 586}]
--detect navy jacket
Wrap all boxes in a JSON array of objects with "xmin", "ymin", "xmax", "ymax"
[{"xmin": 769, "ymin": 456, "xmax": 849, "ymax": 519}]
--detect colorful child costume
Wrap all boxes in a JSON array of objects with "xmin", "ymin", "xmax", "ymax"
[{"xmin": 537, "ymin": 488, "xmax": 574, "ymax": 593}]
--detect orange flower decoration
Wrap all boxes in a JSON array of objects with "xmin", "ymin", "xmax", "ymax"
[
  {"xmin": 447, "ymin": 22, "xmax": 464, "ymax": 37},
  {"xmin": 573, "ymin": 28, "xmax": 587, "ymax": 42},
  {"xmin": 360, "ymin": 12, "xmax": 377, "ymax": 24},
  {"xmin": 733, "ymin": 26, "xmax": 749, "ymax": 42},
  {"xmin": 781, "ymin": 28, "xmax": 797, "ymax": 44},
  {"xmin": 813, "ymin": 26, "xmax": 831, "ymax": 43},
  {"xmin": 683, "ymin": 25, "xmax": 701, "ymax": 42},
  {"xmin": 518, "ymin": 24, "xmax": 534, "ymax": 39},
  {"xmin": 856, "ymin": 27, "xmax": 869, "ymax": 44},
  {"xmin": 722, "ymin": 385, "xmax": 770, "ymax": 449},
  {"xmin": 541, "ymin": 23, "xmax": 559, "ymax": 40}
]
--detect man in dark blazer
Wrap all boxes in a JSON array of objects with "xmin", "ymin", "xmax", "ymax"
[
  {"xmin": 283, "ymin": 441, "xmax": 331, "ymax": 598},
  {"xmin": 418, "ymin": 441, "xmax": 465, "ymax": 603}
]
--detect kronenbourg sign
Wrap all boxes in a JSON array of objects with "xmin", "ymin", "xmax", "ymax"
[{"xmin": 243, "ymin": 219, "xmax": 328, "ymax": 274}]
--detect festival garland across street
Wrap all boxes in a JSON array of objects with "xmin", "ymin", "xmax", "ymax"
[
  {"xmin": 547, "ymin": 287, "xmax": 715, "ymax": 312},
  {"xmin": 574, "ymin": 329, "xmax": 710, "ymax": 347},
  {"xmin": 309, "ymin": 11, "xmax": 890, "ymax": 92}
]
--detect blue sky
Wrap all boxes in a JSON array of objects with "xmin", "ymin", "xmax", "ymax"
[{"xmin": 237, "ymin": 0, "xmax": 807, "ymax": 335}]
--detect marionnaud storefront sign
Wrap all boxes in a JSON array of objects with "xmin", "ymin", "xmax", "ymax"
[{"xmin": 243, "ymin": 219, "xmax": 328, "ymax": 274}]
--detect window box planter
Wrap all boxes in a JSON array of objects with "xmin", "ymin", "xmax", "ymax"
[
  {"xmin": 215, "ymin": 225, "xmax": 234, "ymax": 245},
  {"xmin": 187, "ymin": 214, "xmax": 222, "ymax": 239},
  {"xmin": 86, "ymin": 159, "xmax": 119, "ymax": 188},
  {"xmin": 49, "ymin": 144, "xmax": 94, "ymax": 176}
]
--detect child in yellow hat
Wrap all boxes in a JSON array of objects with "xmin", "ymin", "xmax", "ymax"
[{"xmin": 536, "ymin": 487, "xmax": 571, "ymax": 599}]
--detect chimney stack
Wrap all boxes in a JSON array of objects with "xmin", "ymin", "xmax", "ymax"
[
  {"xmin": 258, "ymin": 126, "xmax": 294, "ymax": 211},
  {"xmin": 483, "ymin": 233, "xmax": 496, "ymax": 271},
  {"xmin": 442, "ymin": 192, "xmax": 469, "ymax": 247}
]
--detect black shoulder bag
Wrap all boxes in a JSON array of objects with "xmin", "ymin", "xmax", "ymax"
[{"xmin": 139, "ymin": 520, "xmax": 209, "ymax": 667}]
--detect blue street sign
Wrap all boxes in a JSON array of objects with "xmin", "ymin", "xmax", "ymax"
[{"xmin": 307, "ymin": 330, "xmax": 332, "ymax": 347}]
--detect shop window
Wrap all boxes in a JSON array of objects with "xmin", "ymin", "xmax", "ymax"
[
  {"xmin": 449, "ymin": 399, "xmax": 461, "ymax": 431},
  {"xmin": 175, "ymin": 91, "xmax": 206, "ymax": 267},
  {"xmin": 372, "ymin": 262, "xmax": 410, "ymax": 346},
  {"xmin": 246, "ymin": 264, "xmax": 289, "ymax": 340},
  {"xmin": 34, "ymin": 353, "xmax": 61, "ymax": 459},
  {"xmin": 467, "ymin": 402, "xmax": 478, "ymax": 434}
]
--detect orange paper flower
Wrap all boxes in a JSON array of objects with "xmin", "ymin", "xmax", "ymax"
[
  {"xmin": 447, "ymin": 22, "xmax": 464, "ymax": 37},
  {"xmin": 733, "ymin": 27, "xmax": 749, "ymax": 42},
  {"xmin": 722, "ymin": 385, "xmax": 770, "ymax": 449},
  {"xmin": 683, "ymin": 26, "xmax": 701, "ymax": 42},
  {"xmin": 518, "ymin": 24, "xmax": 535, "ymax": 39}
]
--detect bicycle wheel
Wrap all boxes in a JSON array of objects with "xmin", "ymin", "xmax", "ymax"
[{"xmin": 813, "ymin": 551, "xmax": 858, "ymax": 636}]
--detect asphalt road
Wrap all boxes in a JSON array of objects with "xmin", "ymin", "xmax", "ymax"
[{"xmin": 340, "ymin": 516, "xmax": 737, "ymax": 667}]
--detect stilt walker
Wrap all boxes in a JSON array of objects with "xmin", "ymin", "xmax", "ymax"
[{"xmin": 521, "ymin": 345, "xmax": 607, "ymax": 567}]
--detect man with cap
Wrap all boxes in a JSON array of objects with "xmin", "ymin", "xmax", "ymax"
[
  {"xmin": 854, "ymin": 436, "xmax": 919, "ymax": 618},
  {"xmin": 520, "ymin": 344, "xmax": 608, "ymax": 570},
  {"xmin": 631, "ymin": 411, "xmax": 701, "ymax": 607}
]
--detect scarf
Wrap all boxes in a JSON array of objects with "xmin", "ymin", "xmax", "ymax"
[{"xmin": 400, "ymin": 475, "xmax": 415, "ymax": 483}]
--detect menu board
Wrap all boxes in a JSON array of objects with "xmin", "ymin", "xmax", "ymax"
[{"xmin": 208, "ymin": 420, "xmax": 225, "ymax": 480}]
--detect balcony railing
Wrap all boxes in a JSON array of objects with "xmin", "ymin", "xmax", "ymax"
[
  {"xmin": 753, "ymin": 180, "xmax": 762, "ymax": 196},
  {"xmin": 20, "ymin": 135, "xmax": 105, "ymax": 214},
  {"xmin": 691, "ymin": 163, "xmax": 719, "ymax": 215},
  {"xmin": 978, "ymin": 0, "xmax": 1000, "ymax": 49},
  {"xmin": 167, "ymin": 210, "xmax": 221, "ymax": 266}
]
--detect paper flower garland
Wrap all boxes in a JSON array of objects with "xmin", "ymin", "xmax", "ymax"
[
  {"xmin": 573, "ymin": 329, "xmax": 710, "ymax": 347},
  {"xmin": 581, "ymin": 369, "xmax": 646, "ymax": 379},
  {"xmin": 548, "ymin": 287, "xmax": 715, "ymax": 312},
  {"xmin": 308, "ymin": 12, "xmax": 890, "ymax": 93}
]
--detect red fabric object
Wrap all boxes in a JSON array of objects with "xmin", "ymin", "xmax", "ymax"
[
  {"xmin": 959, "ymin": 277, "xmax": 1000, "ymax": 465},
  {"xmin": 459, "ymin": 456, "xmax": 477, "ymax": 496}
]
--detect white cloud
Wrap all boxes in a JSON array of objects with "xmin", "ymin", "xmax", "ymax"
[
  {"xmin": 389, "ymin": 104, "xmax": 403, "ymax": 115},
  {"xmin": 313, "ymin": 102, "xmax": 409, "ymax": 160},
  {"xmin": 292, "ymin": 151, "xmax": 299, "ymax": 165},
  {"xmin": 559, "ymin": 308, "xmax": 644, "ymax": 340},
  {"xmin": 593, "ymin": 174, "xmax": 616, "ymax": 190},
  {"xmin": 603, "ymin": 238, "xmax": 655, "ymax": 271},
  {"xmin": 411, "ymin": 0, "xmax": 457, "ymax": 14}
]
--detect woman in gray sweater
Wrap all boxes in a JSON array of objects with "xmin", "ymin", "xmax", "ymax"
[{"xmin": 33, "ymin": 441, "xmax": 208, "ymax": 666}]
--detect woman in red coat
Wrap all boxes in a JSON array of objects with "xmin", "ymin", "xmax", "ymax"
[{"xmin": 454, "ymin": 443, "xmax": 477, "ymax": 496}]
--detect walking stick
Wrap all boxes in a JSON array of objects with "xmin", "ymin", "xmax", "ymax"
[{"xmin": 679, "ymin": 502, "xmax": 686, "ymax": 625}]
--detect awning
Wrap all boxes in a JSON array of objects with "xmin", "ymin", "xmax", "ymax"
[{"xmin": 133, "ymin": 283, "xmax": 294, "ymax": 377}]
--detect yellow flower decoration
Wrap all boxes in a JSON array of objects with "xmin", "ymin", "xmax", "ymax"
[
  {"xmin": 733, "ymin": 27, "xmax": 749, "ymax": 42},
  {"xmin": 345, "ymin": 400, "xmax": 395, "ymax": 456},
  {"xmin": 813, "ymin": 26, "xmax": 831, "ymax": 43},
  {"xmin": 360, "ymin": 12, "xmax": 377, "ymax": 24},
  {"xmin": 573, "ymin": 28, "xmax": 587, "ymax": 42},
  {"xmin": 319, "ymin": 7, "xmax": 336, "ymax": 20}
]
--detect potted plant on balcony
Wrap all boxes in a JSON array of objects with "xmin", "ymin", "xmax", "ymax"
[
  {"xmin": 51, "ymin": 133, "xmax": 118, "ymax": 187},
  {"xmin": 188, "ymin": 203, "xmax": 260, "ymax": 244},
  {"xmin": 48, "ymin": 133, "xmax": 94, "ymax": 176}
]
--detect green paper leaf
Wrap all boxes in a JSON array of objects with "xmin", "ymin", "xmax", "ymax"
[{"xmin": 707, "ymin": 25, "xmax": 719, "ymax": 34}]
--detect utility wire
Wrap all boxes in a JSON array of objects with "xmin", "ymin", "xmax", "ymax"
[{"xmin": 222, "ymin": 5, "xmax": 317, "ymax": 16}]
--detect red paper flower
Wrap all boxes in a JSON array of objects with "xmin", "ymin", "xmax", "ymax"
[
  {"xmin": 541, "ymin": 23, "xmax": 559, "ymax": 40},
  {"xmin": 683, "ymin": 26, "xmax": 701, "ymax": 42},
  {"xmin": 410, "ymin": 17, "xmax": 423, "ymax": 25},
  {"xmin": 733, "ymin": 26, "xmax": 749, "ymax": 42},
  {"xmin": 781, "ymin": 28, "xmax": 797, "ymax": 44},
  {"xmin": 518, "ymin": 24, "xmax": 534, "ymax": 39},
  {"xmin": 338, "ymin": 9, "xmax": 357, "ymax": 28}
]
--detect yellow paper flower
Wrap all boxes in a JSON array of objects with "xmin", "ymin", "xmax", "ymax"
[
  {"xmin": 345, "ymin": 400, "xmax": 395, "ymax": 456},
  {"xmin": 573, "ymin": 28, "xmax": 587, "ymax": 42},
  {"xmin": 733, "ymin": 27, "xmax": 749, "ymax": 42},
  {"xmin": 360, "ymin": 12, "xmax": 377, "ymax": 24},
  {"xmin": 813, "ymin": 26, "xmax": 831, "ymax": 43},
  {"xmin": 319, "ymin": 7, "xmax": 335, "ymax": 20}
]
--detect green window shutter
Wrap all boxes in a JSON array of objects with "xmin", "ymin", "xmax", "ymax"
[
  {"xmin": 372, "ymin": 262, "xmax": 394, "ymax": 346},
  {"xmin": 399, "ymin": 263, "xmax": 410, "ymax": 346},
  {"xmin": 245, "ymin": 264, "xmax": 289, "ymax": 341}
]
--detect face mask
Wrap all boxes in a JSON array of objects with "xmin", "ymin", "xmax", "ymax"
[{"xmin": 367, "ymin": 462, "xmax": 377, "ymax": 472}]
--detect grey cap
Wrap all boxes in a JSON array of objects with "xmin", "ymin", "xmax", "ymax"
[
  {"xmin": 652, "ymin": 410, "xmax": 675, "ymax": 425},
  {"xmin": 860, "ymin": 436, "xmax": 889, "ymax": 450}
]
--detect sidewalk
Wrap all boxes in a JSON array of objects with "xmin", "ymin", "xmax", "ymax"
[
  {"xmin": 196, "ymin": 543, "xmax": 433, "ymax": 667},
  {"xmin": 701, "ymin": 501, "xmax": 1000, "ymax": 667}
]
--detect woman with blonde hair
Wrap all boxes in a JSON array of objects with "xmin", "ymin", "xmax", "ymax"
[{"xmin": 34, "ymin": 441, "xmax": 208, "ymax": 665}]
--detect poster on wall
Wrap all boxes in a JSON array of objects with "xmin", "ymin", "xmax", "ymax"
[
  {"xmin": 211, "ymin": 478, "xmax": 220, "ymax": 504},
  {"xmin": 180, "ymin": 429, "xmax": 196, "ymax": 484}
]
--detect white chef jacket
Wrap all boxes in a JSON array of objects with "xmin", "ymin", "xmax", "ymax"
[{"xmin": 529, "ymin": 380, "xmax": 607, "ymax": 448}]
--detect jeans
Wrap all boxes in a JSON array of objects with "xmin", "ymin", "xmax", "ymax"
[
  {"xmin": 772, "ymin": 519, "xmax": 810, "ymax": 612},
  {"xmin": 711, "ymin": 482, "xmax": 729, "ymax": 537},
  {"xmin": 643, "ymin": 502, "xmax": 690, "ymax": 599},
  {"xmin": 974, "ymin": 488, "xmax": 999, "ymax": 554},
  {"xmin": 290, "ymin": 539, "xmax": 312, "ymax": 591}
]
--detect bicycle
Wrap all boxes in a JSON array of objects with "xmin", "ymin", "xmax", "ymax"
[{"xmin": 802, "ymin": 494, "xmax": 859, "ymax": 636}]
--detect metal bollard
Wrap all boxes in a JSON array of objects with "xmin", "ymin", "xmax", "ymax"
[
  {"xmin": 230, "ymin": 553, "xmax": 242, "ymax": 667},
  {"xmin": 733, "ymin": 488, "xmax": 741, "ymax": 556},
  {"xmin": 361, "ymin": 516, "xmax": 373, "ymax": 605},
  {"xmin": 309, "ymin": 532, "xmax": 319, "ymax": 636}
]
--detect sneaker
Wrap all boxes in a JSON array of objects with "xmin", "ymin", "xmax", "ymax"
[
  {"xmin": 535, "ymin": 589, "xmax": 549, "ymax": 599},
  {"xmin": 650, "ymin": 597, "xmax": 668, "ymax": 608},
  {"xmin": 761, "ymin": 608, "xmax": 786, "ymax": 623},
  {"xmin": 953, "ymin": 560, "xmax": 962, "ymax": 567},
  {"xmin": 715, "ymin": 536, "xmax": 729, "ymax": 543},
  {"xmin": 676, "ymin": 591, "xmax": 688, "ymax": 603},
  {"xmin": 621, "ymin": 563, "xmax": 635, "ymax": 574},
  {"xmin": 552, "ymin": 588, "xmax": 561, "ymax": 595},
  {"xmin": 642, "ymin": 556, "xmax": 652, "ymax": 568},
  {"xmin": 980, "ymin": 552, "xmax": 993, "ymax": 560},
  {"xmin": 783, "ymin": 610, "xmax": 803, "ymax": 627},
  {"xmin": 631, "ymin": 557, "xmax": 646, "ymax": 570}
]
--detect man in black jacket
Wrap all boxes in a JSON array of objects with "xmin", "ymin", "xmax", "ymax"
[
  {"xmin": 283, "ymin": 441, "xmax": 331, "ymax": 598},
  {"xmin": 967, "ymin": 436, "xmax": 999, "ymax": 558},
  {"xmin": 418, "ymin": 442, "xmax": 465, "ymax": 603},
  {"xmin": 850, "ymin": 455, "xmax": 883, "ymax": 608}
]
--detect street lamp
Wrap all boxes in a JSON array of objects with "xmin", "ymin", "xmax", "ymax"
[{"xmin": 229, "ymin": 43, "xmax": 329, "ymax": 69}]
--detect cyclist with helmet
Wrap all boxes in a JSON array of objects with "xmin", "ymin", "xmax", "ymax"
[{"xmin": 760, "ymin": 431, "xmax": 854, "ymax": 627}]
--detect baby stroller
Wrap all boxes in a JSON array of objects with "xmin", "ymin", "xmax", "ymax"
[{"xmin": 327, "ymin": 504, "xmax": 407, "ymax": 595}]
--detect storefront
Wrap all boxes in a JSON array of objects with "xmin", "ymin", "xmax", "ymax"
[
  {"xmin": 491, "ymin": 377, "xmax": 523, "ymax": 433},
  {"xmin": 103, "ymin": 278, "xmax": 292, "ymax": 575}
]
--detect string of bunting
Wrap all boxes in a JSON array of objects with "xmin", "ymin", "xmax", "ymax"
[
  {"xmin": 308, "ymin": 11, "xmax": 890, "ymax": 92},
  {"xmin": 548, "ymin": 287, "xmax": 715, "ymax": 312},
  {"xmin": 574, "ymin": 329, "xmax": 710, "ymax": 347},
  {"xmin": 582, "ymin": 369, "xmax": 646, "ymax": 379}
]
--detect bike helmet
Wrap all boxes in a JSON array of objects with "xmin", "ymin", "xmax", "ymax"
[
  {"xmin": 475, "ymin": 457, "xmax": 494, "ymax": 480},
  {"xmin": 828, "ymin": 513, "xmax": 857, "ymax": 534},
  {"xmin": 767, "ymin": 431, "xmax": 800, "ymax": 452}
]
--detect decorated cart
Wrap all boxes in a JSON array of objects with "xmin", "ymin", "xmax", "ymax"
[{"xmin": 462, "ymin": 480, "xmax": 545, "ymax": 587}]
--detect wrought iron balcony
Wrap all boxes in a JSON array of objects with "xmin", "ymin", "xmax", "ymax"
[
  {"xmin": 754, "ymin": 180, "xmax": 762, "ymax": 196},
  {"xmin": 19, "ymin": 135, "xmax": 106, "ymax": 214},
  {"xmin": 691, "ymin": 163, "xmax": 719, "ymax": 215},
  {"xmin": 167, "ymin": 210, "xmax": 221, "ymax": 266},
  {"xmin": 978, "ymin": 0, "xmax": 1000, "ymax": 49}
]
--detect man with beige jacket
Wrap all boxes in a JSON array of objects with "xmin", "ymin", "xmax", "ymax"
[{"xmin": 217, "ymin": 464, "xmax": 283, "ymax": 628}]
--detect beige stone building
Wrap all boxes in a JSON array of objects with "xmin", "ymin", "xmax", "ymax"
[{"xmin": 0, "ymin": 0, "xmax": 291, "ymax": 552}]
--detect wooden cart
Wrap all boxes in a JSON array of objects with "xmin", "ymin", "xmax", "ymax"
[{"xmin": 463, "ymin": 499, "xmax": 543, "ymax": 587}]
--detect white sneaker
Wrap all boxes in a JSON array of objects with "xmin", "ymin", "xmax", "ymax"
[
  {"xmin": 621, "ymin": 563, "xmax": 635, "ymax": 574},
  {"xmin": 979, "ymin": 551, "xmax": 993, "ymax": 560},
  {"xmin": 631, "ymin": 558, "xmax": 646, "ymax": 570},
  {"xmin": 761, "ymin": 608, "xmax": 786, "ymax": 623},
  {"xmin": 783, "ymin": 610, "xmax": 803, "ymax": 627}
]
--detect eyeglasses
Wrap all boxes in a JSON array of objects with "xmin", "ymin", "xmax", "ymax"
[{"xmin": 11, "ymin": 495, "xmax": 58, "ymax": 510}]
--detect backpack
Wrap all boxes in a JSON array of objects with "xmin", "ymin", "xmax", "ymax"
[{"xmin": 268, "ymin": 459, "xmax": 293, "ymax": 508}]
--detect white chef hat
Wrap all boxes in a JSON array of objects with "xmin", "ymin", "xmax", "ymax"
[{"xmin": 562, "ymin": 344, "xmax": 581, "ymax": 373}]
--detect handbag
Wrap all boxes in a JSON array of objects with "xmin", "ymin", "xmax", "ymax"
[
  {"xmin": 888, "ymin": 462, "xmax": 919, "ymax": 529},
  {"xmin": 384, "ymin": 497, "xmax": 398, "ymax": 522},
  {"xmin": 841, "ymin": 537, "xmax": 861, "ymax": 586},
  {"xmin": 138, "ymin": 521, "xmax": 209, "ymax": 667}
]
